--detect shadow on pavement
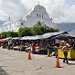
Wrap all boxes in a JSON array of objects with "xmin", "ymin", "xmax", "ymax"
[
  {"xmin": 0, "ymin": 67, "xmax": 9, "ymax": 75},
  {"xmin": 69, "ymin": 63, "xmax": 75, "ymax": 65},
  {"xmin": 69, "ymin": 59, "xmax": 75, "ymax": 61}
]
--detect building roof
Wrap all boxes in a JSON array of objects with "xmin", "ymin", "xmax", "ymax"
[
  {"xmin": 34, "ymin": 4, "xmax": 46, "ymax": 12},
  {"xmin": 28, "ymin": 4, "xmax": 50, "ymax": 19}
]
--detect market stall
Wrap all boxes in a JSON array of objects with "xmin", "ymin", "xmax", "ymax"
[
  {"xmin": 58, "ymin": 41, "xmax": 75, "ymax": 59},
  {"xmin": 54, "ymin": 33, "xmax": 75, "ymax": 59},
  {"xmin": 11, "ymin": 37, "xmax": 21, "ymax": 50},
  {"xmin": 0, "ymin": 38, "xmax": 8, "ymax": 48}
]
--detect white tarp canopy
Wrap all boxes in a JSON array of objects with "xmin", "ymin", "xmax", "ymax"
[
  {"xmin": 5, "ymin": 37, "xmax": 12, "ymax": 40},
  {"xmin": 68, "ymin": 30, "xmax": 75, "ymax": 37},
  {"xmin": 52, "ymin": 34, "xmax": 73, "ymax": 39},
  {"xmin": 20, "ymin": 35, "xmax": 42, "ymax": 40},
  {"xmin": 21, "ymin": 31, "xmax": 66, "ymax": 40},
  {"xmin": 12, "ymin": 37, "xmax": 21, "ymax": 40}
]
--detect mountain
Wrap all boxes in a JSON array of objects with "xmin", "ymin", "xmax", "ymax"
[{"xmin": 57, "ymin": 23, "xmax": 75, "ymax": 31}]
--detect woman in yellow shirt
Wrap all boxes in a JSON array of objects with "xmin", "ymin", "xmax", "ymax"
[{"xmin": 62, "ymin": 43, "xmax": 69, "ymax": 64}]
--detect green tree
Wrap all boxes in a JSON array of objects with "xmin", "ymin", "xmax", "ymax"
[
  {"xmin": 6, "ymin": 31, "xmax": 12, "ymax": 37},
  {"xmin": 36, "ymin": 21, "xmax": 42, "ymax": 26},
  {"xmin": 18, "ymin": 27, "xmax": 32, "ymax": 37},
  {"xmin": 48, "ymin": 28, "xmax": 59, "ymax": 32},
  {"xmin": 31, "ymin": 25, "xmax": 44, "ymax": 35},
  {"xmin": 6, "ymin": 31, "xmax": 18, "ymax": 37},
  {"xmin": 11, "ymin": 32, "xmax": 18, "ymax": 37},
  {"xmin": 31, "ymin": 21, "xmax": 59, "ymax": 35},
  {"xmin": 0, "ymin": 33, "xmax": 1, "ymax": 39},
  {"xmin": 31, "ymin": 21, "xmax": 45, "ymax": 35},
  {"xmin": 1, "ymin": 32, "xmax": 7, "ymax": 38}
]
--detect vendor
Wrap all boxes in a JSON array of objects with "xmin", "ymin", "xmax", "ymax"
[
  {"xmin": 8, "ymin": 40, "xmax": 11, "ymax": 50},
  {"xmin": 32, "ymin": 42, "xmax": 35, "ymax": 54},
  {"xmin": 73, "ymin": 42, "xmax": 75, "ymax": 49}
]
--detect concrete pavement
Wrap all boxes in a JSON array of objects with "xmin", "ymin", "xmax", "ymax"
[{"xmin": 0, "ymin": 47, "xmax": 75, "ymax": 75}]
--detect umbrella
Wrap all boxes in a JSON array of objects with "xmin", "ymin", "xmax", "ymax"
[{"xmin": 0, "ymin": 38, "xmax": 7, "ymax": 42}]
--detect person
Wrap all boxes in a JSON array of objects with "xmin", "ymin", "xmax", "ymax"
[
  {"xmin": 73, "ymin": 42, "xmax": 75, "ymax": 49},
  {"xmin": 53, "ymin": 46, "xmax": 58, "ymax": 58},
  {"xmin": 8, "ymin": 41, "xmax": 10, "ymax": 50},
  {"xmin": 3, "ymin": 42, "xmax": 5, "ymax": 48},
  {"xmin": 62, "ymin": 43, "xmax": 69, "ymax": 64},
  {"xmin": 46, "ymin": 43, "xmax": 51, "ymax": 55},
  {"xmin": 32, "ymin": 42, "xmax": 35, "ymax": 54}
]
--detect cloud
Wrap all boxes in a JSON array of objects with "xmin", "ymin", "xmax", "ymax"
[
  {"xmin": 0, "ymin": 0, "xmax": 75, "ymax": 23},
  {"xmin": 45, "ymin": 0, "xmax": 75, "ymax": 23},
  {"xmin": 0, "ymin": 0, "xmax": 28, "ymax": 21},
  {"xmin": 22, "ymin": 0, "xmax": 75, "ymax": 23}
]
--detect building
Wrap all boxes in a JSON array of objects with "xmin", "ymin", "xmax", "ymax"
[{"xmin": 0, "ymin": 4, "xmax": 57, "ymax": 33}]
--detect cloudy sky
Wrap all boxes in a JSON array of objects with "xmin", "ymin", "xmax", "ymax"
[{"xmin": 0, "ymin": 0, "xmax": 75, "ymax": 23}]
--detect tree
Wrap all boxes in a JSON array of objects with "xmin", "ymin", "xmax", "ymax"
[
  {"xmin": 31, "ymin": 21, "xmax": 59, "ymax": 35},
  {"xmin": 0, "ymin": 32, "xmax": 7, "ymax": 38},
  {"xmin": 0, "ymin": 33, "xmax": 1, "ymax": 39},
  {"xmin": 18, "ymin": 27, "xmax": 32, "ymax": 37},
  {"xmin": 31, "ymin": 21, "xmax": 46, "ymax": 35},
  {"xmin": 11, "ymin": 32, "xmax": 18, "ymax": 37},
  {"xmin": 36, "ymin": 21, "xmax": 42, "ymax": 26},
  {"xmin": 6, "ymin": 31, "xmax": 18, "ymax": 37},
  {"xmin": 48, "ymin": 28, "xmax": 59, "ymax": 32},
  {"xmin": 31, "ymin": 25, "xmax": 44, "ymax": 35},
  {"xmin": 6, "ymin": 31, "xmax": 12, "ymax": 37}
]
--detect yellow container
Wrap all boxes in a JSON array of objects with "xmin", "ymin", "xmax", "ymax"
[{"xmin": 58, "ymin": 48, "xmax": 75, "ymax": 59}]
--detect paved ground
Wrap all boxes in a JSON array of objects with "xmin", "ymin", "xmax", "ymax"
[{"xmin": 0, "ymin": 47, "xmax": 75, "ymax": 75}]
